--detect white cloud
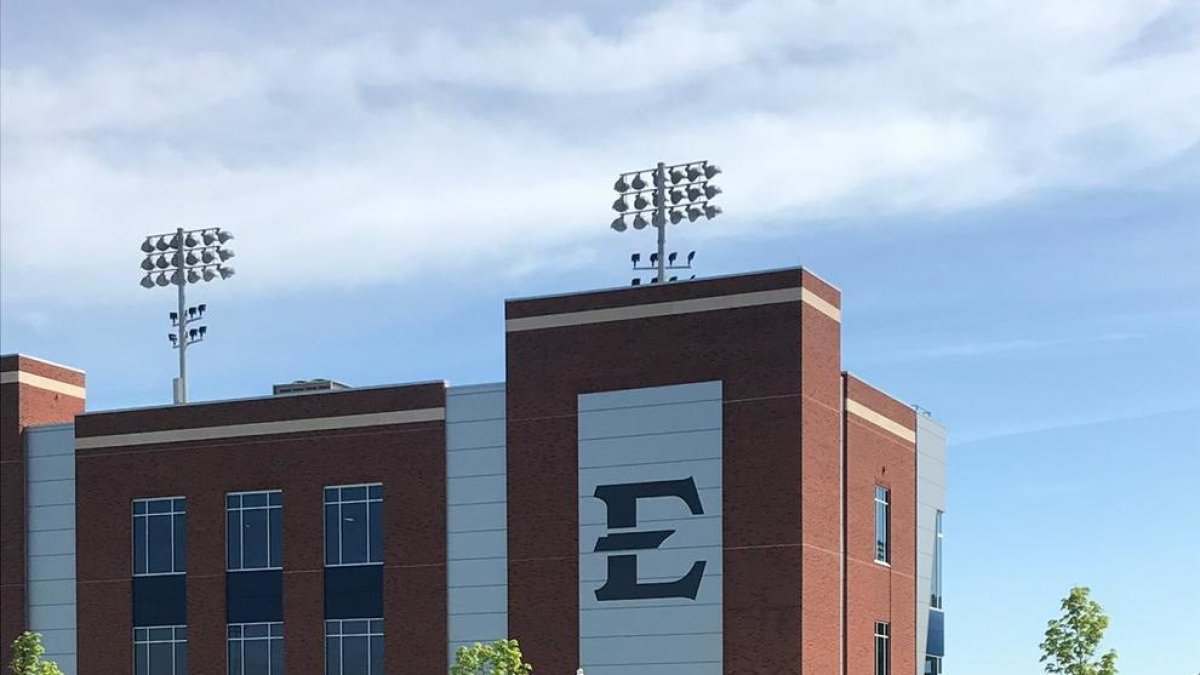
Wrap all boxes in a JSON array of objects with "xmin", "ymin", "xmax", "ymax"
[{"xmin": 2, "ymin": 0, "xmax": 1198, "ymax": 307}]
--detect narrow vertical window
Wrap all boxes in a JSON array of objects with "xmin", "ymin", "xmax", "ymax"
[
  {"xmin": 134, "ymin": 625, "xmax": 187, "ymax": 675},
  {"xmin": 924, "ymin": 655, "xmax": 942, "ymax": 675},
  {"xmin": 227, "ymin": 491, "xmax": 283, "ymax": 571},
  {"xmin": 325, "ymin": 619, "xmax": 383, "ymax": 675},
  {"xmin": 874, "ymin": 486, "xmax": 890, "ymax": 564},
  {"xmin": 931, "ymin": 510, "xmax": 943, "ymax": 609},
  {"xmin": 133, "ymin": 497, "xmax": 187, "ymax": 575},
  {"xmin": 228, "ymin": 622, "xmax": 283, "ymax": 675},
  {"xmin": 874, "ymin": 621, "xmax": 890, "ymax": 675},
  {"xmin": 324, "ymin": 484, "xmax": 383, "ymax": 566}
]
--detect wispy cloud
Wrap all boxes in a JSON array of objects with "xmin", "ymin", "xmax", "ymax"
[
  {"xmin": 2, "ymin": 0, "xmax": 1198, "ymax": 308},
  {"xmin": 886, "ymin": 332, "xmax": 1144, "ymax": 361},
  {"xmin": 951, "ymin": 404, "xmax": 1200, "ymax": 446}
]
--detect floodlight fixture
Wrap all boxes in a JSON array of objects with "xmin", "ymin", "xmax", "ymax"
[
  {"xmin": 137, "ymin": 225, "xmax": 236, "ymax": 404},
  {"xmin": 631, "ymin": 253, "xmax": 641, "ymax": 265},
  {"xmin": 608, "ymin": 159, "xmax": 722, "ymax": 283}
]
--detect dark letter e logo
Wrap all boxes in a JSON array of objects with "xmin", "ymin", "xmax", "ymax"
[{"xmin": 592, "ymin": 477, "xmax": 706, "ymax": 601}]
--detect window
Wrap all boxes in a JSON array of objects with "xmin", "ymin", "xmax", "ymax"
[
  {"xmin": 325, "ymin": 619, "xmax": 383, "ymax": 675},
  {"xmin": 227, "ymin": 491, "xmax": 282, "ymax": 571},
  {"xmin": 874, "ymin": 622, "xmax": 890, "ymax": 675},
  {"xmin": 874, "ymin": 486, "xmax": 890, "ymax": 564},
  {"xmin": 924, "ymin": 655, "xmax": 942, "ymax": 675},
  {"xmin": 931, "ymin": 510, "xmax": 943, "ymax": 609},
  {"xmin": 134, "ymin": 626, "xmax": 187, "ymax": 675},
  {"xmin": 228, "ymin": 623, "xmax": 283, "ymax": 675},
  {"xmin": 134, "ymin": 497, "xmax": 187, "ymax": 575},
  {"xmin": 325, "ymin": 484, "xmax": 382, "ymax": 566}
]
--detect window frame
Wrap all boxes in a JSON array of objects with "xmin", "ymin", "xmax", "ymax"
[
  {"xmin": 133, "ymin": 496, "xmax": 187, "ymax": 577},
  {"xmin": 924, "ymin": 654, "xmax": 942, "ymax": 675},
  {"xmin": 931, "ymin": 509, "xmax": 944, "ymax": 609},
  {"xmin": 226, "ymin": 490, "xmax": 284, "ymax": 572},
  {"xmin": 874, "ymin": 621, "xmax": 890, "ymax": 675},
  {"xmin": 323, "ymin": 483, "xmax": 383, "ymax": 567},
  {"xmin": 874, "ymin": 485, "xmax": 891, "ymax": 565},
  {"xmin": 133, "ymin": 625, "xmax": 187, "ymax": 675},
  {"xmin": 227, "ymin": 622, "xmax": 284, "ymax": 675},
  {"xmin": 325, "ymin": 618, "xmax": 383, "ymax": 675}
]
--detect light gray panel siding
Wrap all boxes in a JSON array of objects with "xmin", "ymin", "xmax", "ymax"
[
  {"xmin": 28, "ymin": 604, "xmax": 75, "ymax": 630},
  {"xmin": 579, "ymin": 381, "xmax": 723, "ymax": 673},
  {"xmin": 916, "ymin": 415, "xmax": 947, "ymax": 672},
  {"xmin": 25, "ymin": 424, "xmax": 78, "ymax": 668},
  {"xmin": 447, "ymin": 475, "xmax": 506, "ymax": 505},
  {"xmin": 27, "ymin": 505, "xmax": 76, "ymax": 531},
  {"xmin": 447, "ymin": 447, "xmax": 506, "ymax": 477},
  {"xmin": 579, "ymin": 399, "xmax": 722, "ymax": 441},
  {"xmin": 28, "ymin": 480, "xmax": 75, "ymax": 507},
  {"xmin": 28, "ymin": 530, "xmax": 74, "ymax": 556},
  {"xmin": 446, "ymin": 385, "xmax": 507, "ymax": 666},
  {"xmin": 27, "ymin": 580, "xmax": 76, "ymax": 606},
  {"xmin": 27, "ymin": 554, "xmax": 75, "ymax": 582},
  {"xmin": 448, "ymin": 559, "xmax": 508, "ymax": 587},
  {"xmin": 27, "ymin": 455, "xmax": 75, "ymax": 482}
]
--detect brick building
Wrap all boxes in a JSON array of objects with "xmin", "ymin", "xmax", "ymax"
[{"xmin": 1, "ymin": 266, "xmax": 946, "ymax": 674}]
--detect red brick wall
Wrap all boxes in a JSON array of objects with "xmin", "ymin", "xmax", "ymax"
[
  {"xmin": 73, "ymin": 382, "xmax": 446, "ymax": 674},
  {"xmin": 505, "ymin": 268, "xmax": 844, "ymax": 673},
  {"xmin": 844, "ymin": 375, "xmax": 917, "ymax": 675},
  {"xmin": 0, "ymin": 355, "xmax": 85, "ymax": 663}
]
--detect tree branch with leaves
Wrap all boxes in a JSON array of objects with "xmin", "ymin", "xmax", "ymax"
[
  {"xmin": 450, "ymin": 639, "xmax": 533, "ymax": 675},
  {"xmin": 1040, "ymin": 586, "xmax": 1118, "ymax": 675},
  {"xmin": 9, "ymin": 632, "xmax": 65, "ymax": 675}
]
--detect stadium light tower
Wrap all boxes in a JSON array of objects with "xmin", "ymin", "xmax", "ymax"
[
  {"xmin": 610, "ymin": 160, "xmax": 722, "ymax": 284},
  {"xmin": 138, "ymin": 227, "xmax": 236, "ymax": 404}
]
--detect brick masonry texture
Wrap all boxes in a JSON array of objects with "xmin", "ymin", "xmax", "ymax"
[
  {"xmin": 73, "ymin": 382, "xmax": 446, "ymax": 674},
  {"xmin": 505, "ymin": 268, "xmax": 855, "ymax": 674},
  {"xmin": 0, "ymin": 355, "xmax": 85, "ymax": 665},
  {"xmin": 844, "ymin": 374, "xmax": 917, "ymax": 675}
]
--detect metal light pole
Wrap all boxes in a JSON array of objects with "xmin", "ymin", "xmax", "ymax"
[
  {"xmin": 610, "ymin": 160, "xmax": 722, "ymax": 284},
  {"xmin": 139, "ymin": 227, "xmax": 236, "ymax": 404}
]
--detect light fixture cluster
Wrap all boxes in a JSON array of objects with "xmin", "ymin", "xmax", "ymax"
[
  {"xmin": 631, "ymin": 251, "xmax": 697, "ymax": 285},
  {"xmin": 167, "ymin": 305, "xmax": 209, "ymax": 347},
  {"xmin": 139, "ymin": 228, "xmax": 236, "ymax": 288},
  {"xmin": 609, "ymin": 161, "xmax": 723, "ymax": 232}
]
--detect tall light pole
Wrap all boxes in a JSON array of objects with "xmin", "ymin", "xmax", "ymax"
[
  {"xmin": 610, "ymin": 160, "xmax": 722, "ymax": 284},
  {"xmin": 139, "ymin": 227, "xmax": 236, "ymax": 404}
]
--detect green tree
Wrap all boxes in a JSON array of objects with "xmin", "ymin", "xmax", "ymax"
[
  {"xmin": 8, "ymin": 632, "xmax": 65, "ymax": 675},
  {"xmin": 450, "ymin": 639, "xmax": 533, "ymax": 675},
  {"xmin": 1039, "ymin": 586, "xmax": 1118, "ymax": 675}
]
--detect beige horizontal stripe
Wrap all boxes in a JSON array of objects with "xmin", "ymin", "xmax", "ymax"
[
  {"xmin": 800, "ymin": 288, "xmax": 841, "ymax": 321},
  {"xmin": 0, "ymin": 371, "xmax": 86, "ymax": 399},
  {"xmin": 846, "ymin": 399, "xmax": 915, "ymax": 443},
  {"xmin": 76, "ymin": 407, "xmax": 445, "ymax": 449},
  {"xmin": 507, "ymin": 286, "xmax": 839, "ymax": 332}
]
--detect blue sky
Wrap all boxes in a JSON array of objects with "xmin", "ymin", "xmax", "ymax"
[{"xmin": 2, "ymin": 1, "xmax": 1198, "ymax": 672}]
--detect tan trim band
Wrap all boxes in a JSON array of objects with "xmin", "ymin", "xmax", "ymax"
[
  {"xmin": 506, "ymin": 286, "xmax": 839, "ymax": 332},
  {"xmin": 76, "ymin": 407, "xmax": 445, "ymax": 449},
  {"xmin": 846, "ymin": 399, "xmax": 915, "ymax": 443},
  {"xmin": 0, "ymin": 371, "xmax": 86, "ymax": 399}
]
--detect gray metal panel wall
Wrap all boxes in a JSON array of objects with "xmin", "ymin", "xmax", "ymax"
[
  {"xmin": 25, "ymin": 424, "xmax": 77, "ymax": 675},
  {"xmin": 915, "ymin": 415, "xmax": 947, "ymax": 673},
  {"xmin": 578, "ymin": 381, "xmax": 723, "ymax": 675},
  {"xmin": 446, "ymin": 384, "xmax": 508, "ymax": 665}
]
